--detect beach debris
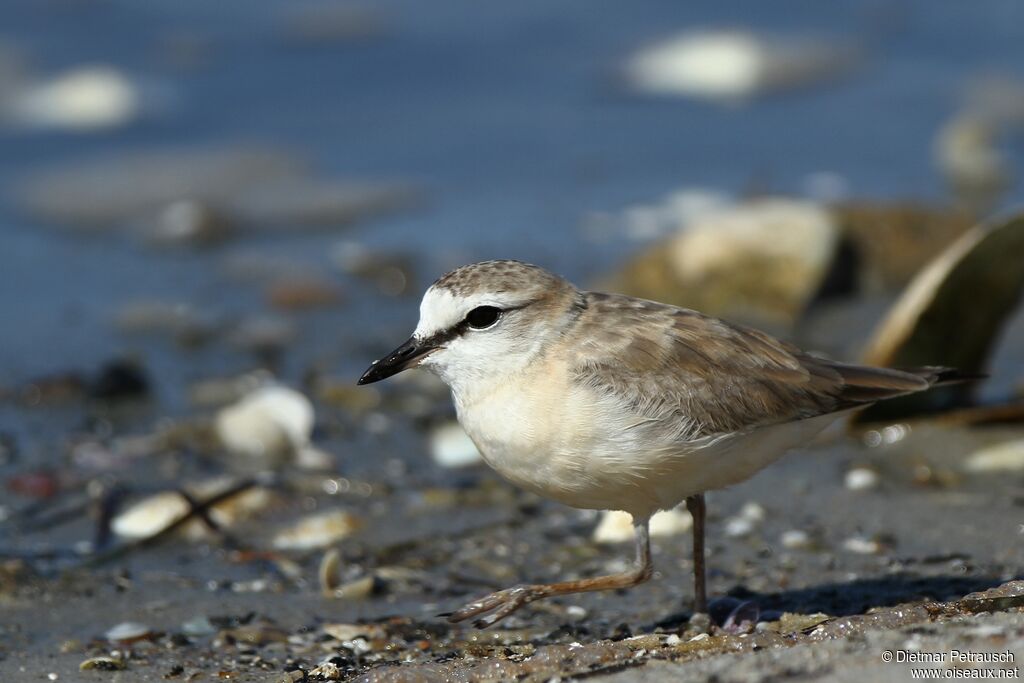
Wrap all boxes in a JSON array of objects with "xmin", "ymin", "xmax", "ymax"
[
  {"xmin": 6, "ymin": 469, "xmax": 59, "ymax": 499},
  {"xmin": 322, "ymin": 623, "xmax": 385, "ymax": 642},
  {"xmin": 8, "ymin": 65, "xmax": 140, "ymax": 131},
  {"xmin": 230, "ymin": 179, "xmax": 418, "ymax": 230},
  {"xmin": 429, "ymin": 422, "xmax": 482, "ymax": 468},
  {"xmin": 272, "ymin": 509, "xmax": 363, "ymax": 551},
  {"xmin": 220, "ymin": 250, "xmax": 320, "ymax": 284},
  {"xmin": 110, "ymin": 477, "xmax": 274, "ymax": 541},
  {"xmin": 295, "ymin": 445, "xmax": 336, "ymax": 471},
  {"xmin": 115, "ymin": 299, "xmax": 219, "ymax": 344},
  {"xmin": 181, "ymin": 616, "xmax": 217, "ymax": 637},
  {"xmin": 17, "ymin": 358, "xmax": 151, "ymax": 406},
  {"xmin": 935, "ymin": 115, "xmax": 1010, "ymax": 211},
  {"xmin": 604, "ymin": 198, "xmax": 839, "ymax": 325},
  {"xmin": 188, "ymin": 371, "xmax": 275, "ymax": 408},
  {"xmin": 215, "ymin": 385, "xmax": 314, "ymax": 461},
  {"xmin": 842, "ymin": 536, "xmax": 882, "ymax": 555},
  {"xmin": 79, "ymin": 656, "xmax": 126, "ymax": 671},
  {"xmin": 844, "ymin": 467, "xmax": 880, "ymax": 491},
  {"xmin": 624, "ymin": 29, "xmax": 855, "ymax": 102},
  {"xmin": 226, "ymin": 315, "xmax": 297, "ymax": 357},
  {"xmin": 319, "ymin": 548, "xmax": 342, "ymax": 594},
  {"xmin": 105, "ymin": 621, "xmax": 154, "ymax": 643},
  {"xmin": 832, "ymin": 202, "xmax": 976, "ymax": 290},
  {"xmin": 964, "ymin": 438, "xmax": 1024, "ymax": 473},
  {"xmin": 708, "ymin": 597, "xmax": 760, "ymax": 634},
  {"xmin": 779, "ymin": 529, "xmax": 813, "ymax": 550},
  {"xmin": 935, "ymin": 74, "xmax": 1024, "ymax": 210},
  {"xmin": 860, "ymin": 212, "xmax": 1024, "ymax": 419},
  {"xmin": 332, "ymin": 242, "xmax": 416, "ymax": 296},
  {"xmin": 17, "ymin": 146, "xmax": 302, "ymax": 229},
  {"xmin": 583, "ymin": 188, "xmax": 732, "ymax": 243},
  {"xmin": 89, "ymin": 358, "xmax": 150, "ymax": 401},
  {"xmin": 143, "ymin": 199, "xmax": 236, "ymax": 247},
  {"xmin": 267, "ymin": 276, "xmax": 344, "ymax": 310},
  {"xmin": 593, "ymin": 508, "xmax": 692, "ymax": 544},
  {"xmin": 723, "ymin": 502, "xmax": 766, "ymax": 538},
  {"xmin": 329, "ymin": 574, "xmax": 379, "ymax": 600}
]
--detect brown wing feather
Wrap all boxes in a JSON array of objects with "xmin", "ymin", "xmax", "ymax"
[{"xmin": 570, "ymin": 292, "xmax": 937, "ymax": 437}]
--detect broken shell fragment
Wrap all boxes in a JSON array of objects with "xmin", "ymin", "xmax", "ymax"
[
  {"xmin": 272, "ymin": 509, "xmax": 363, "ymax": 551},
  {"xmin": 964, "ymin": 438, "xmax": 1024, "ymax": 473},
  {"xmin": 860, "ymin": 212, "xmax": 1024, "ymax": 420},
  {"xmin": 105, "ymin": 621, "xmax": 154, "ymax": 643},
  {"xmin": 593, "ymin": 508, "xmax": 692, "ymax": 544},
  {"xmin": 111, "ymin": 478, "xmax": 274, "ymax": 540},
  {"xmin": 215, "ymin": 385, "xmax": 314, "ymax": 460},
  {"xmin": 429, "ymin": 422, "xmax": 482, "ymax": 468}
]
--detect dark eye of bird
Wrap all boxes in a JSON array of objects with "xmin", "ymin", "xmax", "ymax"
[{"xmin": 465, "ymin": 306, "xmax": 502, "ymax": 330}]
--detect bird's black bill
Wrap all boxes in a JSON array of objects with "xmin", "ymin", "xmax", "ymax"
[{"xmin": 357, "ymin": 336, "xmax": 435, "ymax": 385}]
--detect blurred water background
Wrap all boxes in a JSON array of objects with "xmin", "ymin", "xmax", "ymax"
[{"xmin": 3, "ymin": 0, "xmax": 1023, "ymax": 389}]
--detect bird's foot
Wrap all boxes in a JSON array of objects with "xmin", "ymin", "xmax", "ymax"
[{"xmin": 442, "ymin": 584, "xmax": 543, "ymax": 628}]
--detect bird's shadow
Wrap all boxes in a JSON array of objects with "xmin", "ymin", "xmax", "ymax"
[{"xmin": 651, "ymin": 573, "xmax": 1017, "ymax": 631}]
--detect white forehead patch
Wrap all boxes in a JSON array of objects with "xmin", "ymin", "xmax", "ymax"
[
  {"xmin": 413, "ymin": 286, "xmax": 524, "ymax": 339},
  {"xmin": 414, "ymin": 287, "xmax": 463, "ymax": 339}
]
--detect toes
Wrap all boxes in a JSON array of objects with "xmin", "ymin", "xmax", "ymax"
[
  {"xmin": 444, "ymin": 586, "xmax": 538, "ymax": 626},
  {"xmin": 445, "ymin": 592, "xmax": 508, "ymax": 623},
  {"xmin": 471, "ymin": 589, "xmax": 535, "ymax": 629}
]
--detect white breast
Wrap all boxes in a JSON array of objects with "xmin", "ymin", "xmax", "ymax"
[{"xmin": 453, "ymin": 360, "xmax": 845, "ymax": 520}]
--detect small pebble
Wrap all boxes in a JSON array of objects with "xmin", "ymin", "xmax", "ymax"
[
  {"xmin": 724, "ymin": 501, "xmax": 765, "ymax": 538},
  {"xmin": 13, "ymin": 65, "xmax": 140, "ymax": 131},
  {"xmin": 323, "ymin": 623, "xmax": 382, "ymax": 642},
  {"xmin": 182, "ymin": 616, "xmax": 217, "ymax": 637},
  {"xmin": 842, "ymin": 536, "xmax": 882, "ymax": 555},
  {"xmin": 593, "ymin": 508, "xmax": 691, "ymax": 544},
  {"xmin": 429, "ymin": 422, "xmax": 482, "ymax": 468},
  {"xmin": 273, "ymin": 509, "xmax": 362, "ymax": 551},
  {"xmin": 844, "ymin": 467, "xmax": 880, "ymax": 491},
  {"xmin": 79, "ymin": 656, "xmax": 125, "ymax": 671},
  {"xmin": 330, "ymin": 574, "xmax": 377, "ymax": 600},
  {"xmin": 215, "ymin": 385, "xmax": 314, "ymax": 460},
  {"xmin": 965, "ymin": 439, "xmax": 1024, "ymax": 473},
  {"xmin": 319, "ymin": 548, "xmax": 342, "ymax": 594},
  {"xmin": 565, "ymin": 605, "xmax": 588, "ymax": 620},
  {"xmin": 105, "ymin": 621, "xmax": 153, "ymax": 643},
  {"xmin": 780, "ymin": 529, "xmax": 812, "ymax": 550}
]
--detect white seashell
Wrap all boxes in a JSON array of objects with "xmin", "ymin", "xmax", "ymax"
[
  {"xmin": 780, "ymin": 529, "xmax": 812, "ymax": 550},
  {"xmin": 215, "ymin": 385, "xmax": 314, "ymax": 459},
  {"xmin": 272, "ymin": 509, "xmax": 362, "ymax": 551},
  {"xmin": 593, "ymin": 508, "xmax": 692, "ymax": 544},
  {"xmin": 625, "ymin": 30, "xmax": 853, "ymax": 102},
  {"xmin": 104, "ymin": 622, "xmax": 152, "ymax": 642},
  {"xmin": 111, "ymin": 478, "xmax": 274, "ymax": 540},
  {"xmin": 429, "ymin": 422, "xmax": 482, "ymax": 468},
  {"xmin": 844, "ymin": 467, "xmax": 880, "ymax": 491},
  {"xmin": 12, "ymin": 66, "xmax": 139, "ymax": 130},
  {"xmin": 842, "ymin": 536, "xmax": 881, "ymax": 555},
  {"xmin": 965, "ymin": 439, "xmax": 1024, "ymax": 473}
]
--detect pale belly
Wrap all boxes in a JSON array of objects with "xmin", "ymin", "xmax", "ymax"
[{"xmin": 454, "ymin": 370, "xmax": 846, "ymax": 520}]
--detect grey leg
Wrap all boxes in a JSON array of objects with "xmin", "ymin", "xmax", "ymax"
[{"xmin": 686, "ymin": 494, "xmax": 707, "ymax": 614}]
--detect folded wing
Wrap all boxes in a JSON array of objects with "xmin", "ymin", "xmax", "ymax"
[{"xmin": 570, "ymin": 292, "xmax": 946, "ymax": 438}]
